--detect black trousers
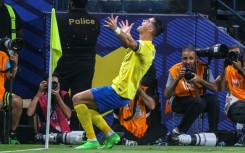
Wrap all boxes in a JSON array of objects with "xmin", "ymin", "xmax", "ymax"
[
  {"xmin": 227, "ymin": 100, "xmax": 245, "ymax": 124},
  {"xmin": 55, "ymin": 57, "xmax": 95, "ymax": 97},
  {"xmin": 111, "ymin": 119, "xmax": 167, "ymax": 145},
  {"xmin": 171, "ymin": 94, "xmax": 220, "ymax": 133}
]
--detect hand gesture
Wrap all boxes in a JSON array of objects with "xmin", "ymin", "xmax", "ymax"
[
  {"xmin": 9, "ymin": 53, "xmax": 18, "ymax": 65},
  {"xmin": 51, "ymin": 85, "xmax": 60, "ymax": 98},
  {"xmin": 186, "ymin": 73, "xmax": 200, "ymax": 84},
  {"xmin": 232, "ymin": 60, "xmax": 242, "ymax": 71},
  {"xmin": 119, "ymin": 19, "xmax": 134, "ymax": 37},
  {"xmin": 177, "ymin": 67, "xmax": 186, "ymax": 81},
  {"xmin": 104, "ymin": 14, "xmax": 119, "ymax": 31},
  {"xmin": 39, "ymin": 81, "xmax": 47, "ymax": 92}
]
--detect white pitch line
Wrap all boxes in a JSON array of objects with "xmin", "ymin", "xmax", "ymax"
[{"xmin": 0, "ymin": 148, "xmax": 47, "ymax": 153}]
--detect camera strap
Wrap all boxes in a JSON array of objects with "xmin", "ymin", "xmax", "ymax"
[
  {"xmin": 0, "ymin": 69, "xmax": 9, "ymax": 73},
  {"xmin": 183, "ymin": 79, "xmax": 193, "ymax": 97},
  {"xmin": 184, "ymin": 79, "xmax": 201, "ymax": 99}
]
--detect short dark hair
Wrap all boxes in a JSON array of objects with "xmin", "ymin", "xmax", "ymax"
[
  {"xmin": 228, "ymin": 44, "xmax": 243, "ymax": 53},
  {"xmin": 182, "ymin": 45, "xmax": 196, "ymax": 53},
  {"xmin": 71, "ymin": 0, "xmax": 87, "ymax": 8},
  {"xmin": 229, "ymin": 44, "xmax": 244, "ymax": 67},
  {"xmin": 152, "ymin": 17, "xmax": 164, "ymax": 37},
  {"xmin": 44, "ymin": 72, "xmax": 60, "ymax": 82}
]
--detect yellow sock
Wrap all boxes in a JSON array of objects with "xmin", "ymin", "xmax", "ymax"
[
  {"xmin": 74, "ymin": 104, "xmax": 96, "ymax": 139},
  {"xmin": 89, "ymin": 109, "xmax": 112, "ymax": 135}
]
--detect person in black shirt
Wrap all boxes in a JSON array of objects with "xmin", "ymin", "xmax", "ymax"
[
  {"xmin": 27, "ymin": 73, "xmax": 72, "ymax": 134},
  {"xmin": 54, "ymin": 0, "xmax": 100, "ymax": 98},
  {"xmin": 54, "ymin": 0, "xmax": 100, "ymax": 131},
  {"xmin": 0, "ymin": 0, "xmax": 23, "ymax": 39}
]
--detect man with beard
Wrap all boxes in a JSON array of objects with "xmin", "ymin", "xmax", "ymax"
[{"xmin": 164, "ymin": 46, "xmax": 220, "ymax": 144}]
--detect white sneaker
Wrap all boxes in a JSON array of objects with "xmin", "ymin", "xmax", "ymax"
[{"xmin": 122, "ymin": 138, "xmax": 138, "ymax": 146}]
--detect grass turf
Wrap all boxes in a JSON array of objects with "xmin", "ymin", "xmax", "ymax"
[{"xmin": 0, "ymin": 145, "xmax": 245, "ymax": 153}]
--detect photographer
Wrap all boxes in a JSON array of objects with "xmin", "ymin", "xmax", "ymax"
[
  {"xmin": 27, "ymin": 73, "xmax": 72, "ymax": 134},
  {"xmin": 0, "ymin": 49, "xmax": 23, "ymax": 144},
  {"xmin": 112, "ymin": 65, "xmax": 167, "ymax": 145},
  {"xmin": 216, "ymin": 44, "xmax": 245, "ymax": 146},
  {"xmin": 164, "ymin": 46, "xmax": 219, "ymax": 143},
  {"xmin": 1, "ymin": 0, "xmax": 23, "ymax": 97}
]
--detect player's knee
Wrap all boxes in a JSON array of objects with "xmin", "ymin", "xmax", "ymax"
[
  {"xmin": 72, "ymin": 94, "xmax": 80, "ymax": 105},
  {"xmin": 12, "ymin": 95, "xmax": 23, "ymax": 109}
]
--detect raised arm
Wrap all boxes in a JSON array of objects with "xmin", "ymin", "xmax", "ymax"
[
  {"xmin": 27, "ymin": 80, "xmax": 47, "ymax": 116},
  {"xmin": 6, "ymin": 53, "xmax": 19, "ymax": 79},
  {"xmin": 52, "ymin": 90, "xmax": 72, "ymax": 119},
  {"xmin": 232, "ymin": 60, "xmax": 245, "ymax": 79},
  {"xmin": 137, "ymin": 87, "xmax": 155, "ymax": 110},
  {"xmin": 104, "ymin": 14, "xmax": 137, "ymax": 50},
  {"xmin": 164, "ymin": 68, "xmax": 185, "ymax": 100},
  {"xmin": 215, "ymin": 68, "xmax": 227, "ymax": 92}
]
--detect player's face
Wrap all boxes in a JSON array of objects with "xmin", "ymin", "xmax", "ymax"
[{"xmin": 137, "ymin": 18, "xmax": 155, "ymax": 34}]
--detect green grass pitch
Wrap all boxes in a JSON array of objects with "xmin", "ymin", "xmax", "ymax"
[{"xmin": 0, "ymin": 145, "xmax": 245, "ymax": 153}]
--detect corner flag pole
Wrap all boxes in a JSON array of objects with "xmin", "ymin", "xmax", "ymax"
[
  {"xmin": 45, "ymin": 8, "xmax": 55, "ymax": 149},
  {"xmin": 45, "ymin": 40, "xmax": 52, "ymax": 149},
  {"xmin": 45, "ymin": 8, "xmax": 62, "ymax": 149}
]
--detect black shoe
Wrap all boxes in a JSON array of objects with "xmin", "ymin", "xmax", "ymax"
[
  {"xmin": 9, "ymin": 132, "xmax": 20, "ymax": 144},
  {"xmin": 234, "ymin": 135, "xmax": 245, "ymax": 147},
  {"xmin": 166, "ymin": 132, "xmax": 180, "ymax": 146}
]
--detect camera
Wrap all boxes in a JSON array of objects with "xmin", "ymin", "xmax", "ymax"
[
  {"xmin": 35, "ymin": 131, "xmax": 85, "ymax": 144},
  {"xmin": 176, "ymin": 133, "xmax": 218, "ymax": 146},
  {"xmin": 45, "ymin": 81, "xmax": 58, "ymax": 92},
  {"xmin": 52, "ymin": 81, "xmax": 58, "ymax": 90},
  {"xmin": 196, "ymin": 44, "xmax": 228, "ymax": 59},
  {"xmin": 226, "ymin": 51, "xmax": 242, "ymax": 65},
  {"xmin": 184, "ymin": 67, "xmax": 196, "ymax": 80},
  {"xmin": 0, "ymin": 38, "xmax": 24, "ymax": 55}
]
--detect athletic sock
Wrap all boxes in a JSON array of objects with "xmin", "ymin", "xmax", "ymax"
[
  {"xmin": 89, "ymin": 109, "xmax": 112, "ymax": 135},
  {"xmin": 74, "ymin": 104, "xmax": 96, "ymax": 140}
]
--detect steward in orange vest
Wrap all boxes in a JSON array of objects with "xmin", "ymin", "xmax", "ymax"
[
  {"xmin": 164, "ymin": 46, "xmax": 219, "ymax": 136},
  {"xmin": 112, "ymin": 65, "xmax": 167, "ymax": 145}
]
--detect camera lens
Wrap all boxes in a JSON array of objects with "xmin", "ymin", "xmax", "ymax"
[
  {"xmin": 11, "ymin": 38, "xmax": 24, "ymax": 52},
  {"xmin": 51, "ymin": 81, "xmax": 58, "ymax": 90},
  {"xmin": 196, "ymin": 44, "xmax": 228, "ymax": 59},
  {"xmin": 227, "ymin": 51, "xmax": 238, "ymax": 61},
  {"xmin": 184, "ymin": 67, "xmax": 196, "ymax": 80}
]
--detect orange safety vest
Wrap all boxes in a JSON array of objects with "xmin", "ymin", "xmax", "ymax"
[
  {"xmin": 226, "ymin": 65, "xmax": 245, "ymax": 100},
  {"xmin": 118, "ymin": 86, "xmax": 149, "ymax": 138},
  {"xmin": 0, "ymin": 51, "xmax": 9, "ymax": 101},
  {"xmin": 169, "ymin": 61, "xmax": 206, "ymax": 97}
]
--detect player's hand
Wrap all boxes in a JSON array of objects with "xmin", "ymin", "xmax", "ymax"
[
  {"xmin": 119, "ymin": 19, "xmax": 134, "ymax": 36},
  {"xmin": 104, "ymin": 14, "xmax": 119, "ymax": 31}
]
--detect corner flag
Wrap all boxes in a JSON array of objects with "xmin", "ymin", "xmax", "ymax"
[
  {"xmin": 50, "ymin": 8, "xmax": 62, "ymax": 72},
  {"xmin": 45, "ymin": 8, "xmax": 62, "ymax": 149}
]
